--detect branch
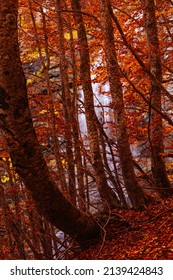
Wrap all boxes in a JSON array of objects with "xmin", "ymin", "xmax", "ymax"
[
  {"xmin": 119, "ymin": 67, "xmax": 173, "ymax": 126},
  {"xmin": 108, "ymin": 3, "xmax": 173, "ymax": 103}
]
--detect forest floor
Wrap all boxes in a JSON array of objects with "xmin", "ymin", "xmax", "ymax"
[{"xmin": 72, "ymin": 197, "xmax": 173, "ymax": 260}]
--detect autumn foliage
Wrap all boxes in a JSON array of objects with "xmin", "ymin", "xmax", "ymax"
[{"xmin": 1, "ymin": 0, "xmax": 173, "ymax": 259}]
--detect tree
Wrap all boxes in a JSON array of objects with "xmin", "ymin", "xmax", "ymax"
[
  {"xmin": 140, "ymin": 0, "xmax": 173, "ymax": 197},
  {"xmin": 0, "ymin": 0, "xmax": 100, "ymax": 245},
  {"xmin": 70, "ymin": 0, "xmax": 119, "ymax": 209},
  {"xmin": 99, "ymin": 0, "xmax": 148, "ymax": 208}
]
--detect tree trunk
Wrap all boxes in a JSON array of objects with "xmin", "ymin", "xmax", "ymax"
[
  {"xmin": 56, "ymin": 0, "xmax": 77, "ymax": 204},
  {"xmin": 71, "ymin": 0, "xmax": 119, "ymax": 210},
  {"xmin": 0, "ymin": 0, "xmax": 100, "ymax": 245},
  {"xmin": 141, "ymin": 0, "xmax": 173, "ymax": 197},
  {"xmin": 67, "ymin": 11, "xmax": 87, "ymax": 210},
  {"xmin": 28, "ymin": 0, "xmax": 68, "ymax": 193},
  {"xmin": 99, "ymin": 0, "xmax": 148, "ymax": 208}
]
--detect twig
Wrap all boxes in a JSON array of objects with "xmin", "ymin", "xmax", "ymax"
[{"xmin": 95, "ymin": 202, "xmax": 112, "ymax": 258}]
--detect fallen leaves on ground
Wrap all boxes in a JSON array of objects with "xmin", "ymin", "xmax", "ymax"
[{"xmin": 73, "ymin": 197, "xmax": 173, "ymax": 259}]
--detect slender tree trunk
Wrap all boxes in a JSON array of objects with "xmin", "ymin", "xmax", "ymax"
[
  {"xmin": 99, "ymin": 0, "xmax": 148, "ymax": 208},
  {"xmin": 141, "ymin": 0, "xmax": 173, "ymax": 197},
  {"xmin": 68, "ymin": 22, "xmax": 86, "ymax": 210},
  {"xmin": 71, "ymin": 0, "xmax": 119, "ymax": 210},
  {"xmin": 0, "ymin": 0, "xmax": 100, "ymax": 244},
  {"xmin": 28, "ymin": 0, "xmax": 68, "ymax": 193},
  {"xmin": 98, "ymin": 126, "xmax": 126, "ymax": 207},
  {"xmin": 65, "ymin": 0, "xmax": 87, "ymax": 209},
  {"xmin": 55, "ymin": 0, "xmax": 76, "ymax": 204},
  {"xmin": 28, "ymin": 209, "xmax": 42, "ymax": 255}
]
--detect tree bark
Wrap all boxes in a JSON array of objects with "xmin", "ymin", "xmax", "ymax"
[
  {"xmin": 0, "ymin": 0, "xmax": 100, "ymax": 244},
  {"xmin": 66, "ymin": 9, "xmax": 87, "ymax": 210},
  {"xmin": 71, "ymin": 0, "xmax": 119, "ymax": 210},
  {"xmin": 28, "ymin": 0, "xmax": 68, "ymax": 193},
  {"xmin": 55, "ymin": 0, "xmax": 77, "ymax": 204},
  {"xmin": 141, "ymin": 0, "xmax": 173, "ymax": 197},
  {"xmin": 99, "ymin": 0, "xmax": 148, "ymax": 208}
]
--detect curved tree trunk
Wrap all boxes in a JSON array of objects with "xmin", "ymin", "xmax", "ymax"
[
  {"xmin": 0, "ymin": 0, "xmax": 100, "ymax": 245},
  {"xmin": 141, "ymin": 0, "xmax": 173, "ymax": 197}
]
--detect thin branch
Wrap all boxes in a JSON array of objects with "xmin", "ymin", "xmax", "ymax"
[{"xmin": 108, "ymin": 2, "xmax": 173, "ymax": 103}]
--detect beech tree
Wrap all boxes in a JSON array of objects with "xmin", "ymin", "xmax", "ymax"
[
  {"xmin": 99, "ymin": 0, "xmax": 148, "ymax": 208},
  {"xmin": 0, "ymin": 0, "xmax": 100, "ymax": 244},
  {"xmin": 70, "ymin": 0, "xmax": 119, "ymax": 209},
  {"xmin": 141, "ymin": 0, "xmax": 173, "ymax": 197}
]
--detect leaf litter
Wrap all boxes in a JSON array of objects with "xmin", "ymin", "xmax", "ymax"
[{"xmin": 73, "ymin": 197, "xmax": 173, "ymax": 259}]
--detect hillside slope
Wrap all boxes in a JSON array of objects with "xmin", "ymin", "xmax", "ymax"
[{"xmin": 74, "ymin": 197, "xmax": 173, "ymax": 259}]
